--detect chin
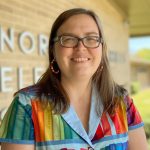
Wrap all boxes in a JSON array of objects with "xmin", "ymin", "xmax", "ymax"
[{"xmin": 73, "ymin": 72, "xmax": 93, "ymax": 78}]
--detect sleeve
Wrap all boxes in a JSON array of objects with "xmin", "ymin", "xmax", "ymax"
[
  {"xmin": 125, "ymin": 96, "xmax": 144, "ymax": 131},
  {"xmin": 0, "ymin": 93, "xmax": 34, "ymax": 144}
]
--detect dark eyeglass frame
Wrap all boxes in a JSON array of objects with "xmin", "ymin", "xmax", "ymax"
[{"xmin": 53, "ymin": 35, "xmax": 103, "ymax": 48}]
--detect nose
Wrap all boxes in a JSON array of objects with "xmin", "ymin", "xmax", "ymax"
[{"xmin": 75, "ymin": 40, "xmax": 86, "ymax": 51}]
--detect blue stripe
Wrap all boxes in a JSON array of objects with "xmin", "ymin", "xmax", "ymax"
[
  {"xmin": 36, "ymin": 139, "xmax": 86, "ymax": 146},
  {"xmin": 0, "ymin": 138, "xmax": 34, "ymax": 144},
  {"xmin": 128, "ymin": 122, "xmax": 144, "ymax": 130},
  {"xmin": 92, "ymin": 133, "xmax": 128, "ymax": 144},
  {"xmin": 106, "ymin": 141, "xmax": 128, "ymax": 150}
]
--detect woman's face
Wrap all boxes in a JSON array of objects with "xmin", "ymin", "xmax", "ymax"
[{"xmin": 54, "ymin": 14, "xmax": 102, "ymax": 81}]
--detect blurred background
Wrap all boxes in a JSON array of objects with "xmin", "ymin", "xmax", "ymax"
[{"xmin": 0, "ymin": 0, "xmax": 150, "ymax": 148}]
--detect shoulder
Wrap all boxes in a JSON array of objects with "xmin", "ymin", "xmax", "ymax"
[
  {"xmin": 114, "ymin": 85, "xmax": 136, "ymax": 110},
  {"xmin": 15, "ymin": 84, "xmax": 40, "ymax": 96},
  {"xmin": 14, "ymin": 84, "xmax": 40, "ymax": 106},
  {"xmin": 123, "ymin": 94, "xmax": 135, "ymax": 110},
  {"xmin": 121, "ymin": 93, "xmax": 138, "ymax": 113},
  {"xmin": 122, "ymin": 95, "xmax": 144, "ymax": 129}
]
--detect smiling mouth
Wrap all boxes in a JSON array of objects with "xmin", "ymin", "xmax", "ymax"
[{"xmin": 71, "ymin": 58, "xmax": 90, "ymax": 62}]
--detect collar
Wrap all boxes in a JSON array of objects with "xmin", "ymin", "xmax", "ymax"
[{"xmin": 61, "ymin": 87, "xmax": 103, "ymax": 148}]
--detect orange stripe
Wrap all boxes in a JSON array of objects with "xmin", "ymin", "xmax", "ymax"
[
  {"xmin": 32, "ymin": 100, "xmax": 41, "ymax": 142},
  {"xmin": 117, "ymin": 102, "xmax": 128, "ymax": 132},
  {"xmin": 32, "ymin": 100, "xmax": 45, "ymax": 142},
  {"xmin": 110, "ymin": 102, "xmax": 128, "ymax": 134},
  {"xmin": 37, "ymin": 101, "xmax": 45, "ymax": 141}
]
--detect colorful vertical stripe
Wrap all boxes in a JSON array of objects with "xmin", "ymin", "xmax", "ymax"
[{"xmin": 0, "ymin": 85, "xmax": 144, "ymax": 149}]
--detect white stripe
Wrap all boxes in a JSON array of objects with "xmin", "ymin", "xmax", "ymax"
[{"xmin": 106, "ymin": 113, "xmax": 117, "ymax": 135}]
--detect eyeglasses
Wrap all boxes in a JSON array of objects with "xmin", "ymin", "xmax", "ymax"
[{"xmin": 53, "ymin": 35, "xmax": 103, "ymax": 48}]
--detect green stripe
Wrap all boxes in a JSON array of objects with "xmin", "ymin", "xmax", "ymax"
[
  {"xmin": 0, "ymin": 95, "xmax": 34, "ymax": 140},
  {"xmin": 0, "ymin": 97, "xmax": 18, "ymax": 138},
  {"xmin": 7, "ymin": 98, "xmax": 18, "ymax": 138},
  {"xmin": 22, "ymin": 110, "xmax": 31, "ymax": 139},
  {"xmin": 62, "ymin": 119, "xmax": 72, "ymax": 139},
  {"xmin": 12, "ymin": 98, "xmax": 22, "ymax": 139},
  {"xmin": 71, "ymin": 128, "xmax": 79, "ymax": 139}
]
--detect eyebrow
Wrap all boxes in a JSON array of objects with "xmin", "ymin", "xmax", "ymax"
[
  {"xmin": 84, "ymin": 32, "xmax": 99, "ymax": 35},
  {"xmin": 58, "ymin": 32, "xmax": 99, "ymax": 37}
]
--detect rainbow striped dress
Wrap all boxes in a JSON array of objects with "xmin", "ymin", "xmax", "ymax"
[{"xmin": 0, "ymin": 85, "xmax": 144, "ymax": 150}]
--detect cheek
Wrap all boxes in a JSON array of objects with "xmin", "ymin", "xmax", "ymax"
[
  {"xmin": 93, "ymin": 47, "xmax": 102, "ymax": 61},
  {"xmin": 54, "ymin": 45, "xmax": 64, "ymax": 61},
  {"xmin": 54, "ymin": 46, "xmax": 72, "ymax": 66}
]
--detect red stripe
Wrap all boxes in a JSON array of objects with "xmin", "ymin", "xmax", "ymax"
[
  {"xmin": 92, "ymin": 123, "xmax": 104, "ymax": 141},
  {"xmin": 101, "ymin": 113, "xmax": 112, "ymax": 135}
]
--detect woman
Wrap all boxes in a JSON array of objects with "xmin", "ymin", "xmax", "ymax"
[{"xmin": 0, "ymin": 8, "xmax": 148, "ymax": 150}]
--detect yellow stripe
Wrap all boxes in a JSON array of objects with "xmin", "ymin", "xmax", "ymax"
[
  {"xmin": 59, "ymin": 117, "xmax": 65, "ymax": 139},
  {"xmin": 52, "ymin": 115, "xmax": 61, "ymax": 140},
  {"xmin": 44, "ymin": 103, "xmax": 53, "ymax": 140}
]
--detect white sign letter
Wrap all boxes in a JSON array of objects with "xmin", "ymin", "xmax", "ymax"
[
  {"xmin": 0, "ymin": 26, "xmax": 14, "ymax": 52},
  {"xmin": 19, "ymin": 31, "xmax": 35, "ymax": 54},
  {"xmin": 38, "ymin": 34, "xmax": 48, "ymax": 55},
  {"xmin": 0, "ymin": 67, "xmax": 13, "ymax": 92},
  {"xmin": 17, "ymin": 67, "xmax": 24, "ymax": 89}
]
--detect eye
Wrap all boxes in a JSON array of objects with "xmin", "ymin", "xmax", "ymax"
[
  {"xmin": 84, "ymin": 36, "xmax": 99, "ymax": 43},
  {"xmin": 61, "ymin": 36, "xmax": 76, "ymax": 43}
]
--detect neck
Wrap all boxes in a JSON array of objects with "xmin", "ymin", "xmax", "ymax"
[{"xmin": 61, "ymin": 76, "xmax": 92, "ymax": 102}]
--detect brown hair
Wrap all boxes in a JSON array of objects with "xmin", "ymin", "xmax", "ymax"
[{"xmin": 36, "ymin": 8, "xmax": 127, "ymax": 115}]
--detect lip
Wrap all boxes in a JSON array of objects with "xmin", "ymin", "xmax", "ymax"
[{"xmin": 71, "ymin": 57, "xmax": 91, "ymax": 62}]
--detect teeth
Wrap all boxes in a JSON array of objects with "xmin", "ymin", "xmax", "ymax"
[{"xmin": 72, "ymin": 58, "xmax": 89, "ymax": 62}]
